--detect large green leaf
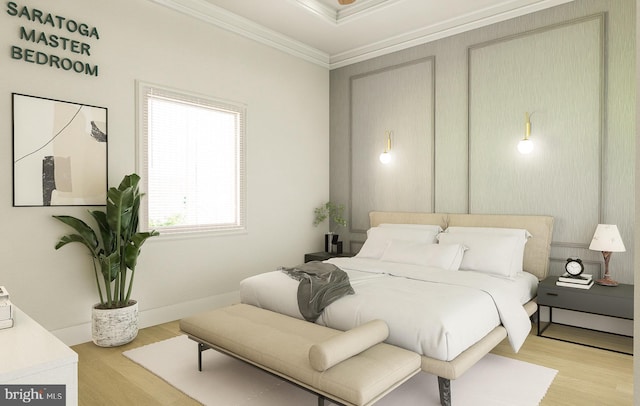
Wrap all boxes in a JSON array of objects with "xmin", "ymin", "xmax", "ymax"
[
  {"xmin": 124, "ymin": 231, "xmax": 159, "ymax": 270},
  {"xmin": 52, "ymin": 215, "xmax": 99, "ymax": 252},
  {"xmin": 98, "ymin": 251, "xmax": 120, "ymax": 282},
  {"xmin": 124, "ymin": 243, "xmax": 139, "ymax": 271},
  {"xmin": 107, "ymin": 186, "xmax": 135, "ymax": 236},
  {"xmin": 54, "ymin": 234, "xmax": 94, "ymax": 253},
  {"xmin": 119, "ymin": 173, "xmax": 141, "ymax": 190},
  {"xmin": 89, "ymin": 210, "xmax": 114, "ymax": 255}
]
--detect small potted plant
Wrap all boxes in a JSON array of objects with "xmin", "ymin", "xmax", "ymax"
[
  {"xmin": 313, "ymin": 202, "xmax": 347, "ymax": 253},
  {"xmin": 53, "ymin": 173, "xmax": 159, "ymax": 347}
]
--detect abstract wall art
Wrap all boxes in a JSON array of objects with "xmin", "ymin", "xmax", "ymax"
[{"xmin": 12, "ymin": 93, "xmax": 107, "ymax": 206}]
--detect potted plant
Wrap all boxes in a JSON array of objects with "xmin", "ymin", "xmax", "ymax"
[
  {"xmin": 53, "ymin": 173, "xmax": 159, "ymax": 347},
  {"xmin": 313, "ymin": 202, "xmax": 347, "ymax": 253}
]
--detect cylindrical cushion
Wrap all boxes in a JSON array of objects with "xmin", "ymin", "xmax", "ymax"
[{"xmin": 308, "ymin": 319, "xmax": 389, "ymax": 372}]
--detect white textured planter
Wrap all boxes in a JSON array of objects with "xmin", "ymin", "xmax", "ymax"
[{"xmin": 92, "ymin": 301, "xmax": 138, "ymax": 347}]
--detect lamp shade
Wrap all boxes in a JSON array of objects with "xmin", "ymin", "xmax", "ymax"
[{"xmin": 588, "ymin": 224, "xmax": 626, "ymax": 252}]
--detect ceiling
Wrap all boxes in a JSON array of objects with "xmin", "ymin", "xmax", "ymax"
[{"xmin": 150, "ymin": 0, "xmax": 574, "ymax": 69}]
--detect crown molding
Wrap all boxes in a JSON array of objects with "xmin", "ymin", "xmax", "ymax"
[
  {"xmin": 148, "ymin": 0, "xmax": 331, "ymax": 68},
  {"xmin": 149, "ymin": 0, "xmax": 575, "ymax": 70},
  {"xmin": 329, "ymin": 0, "xmax": 576, "ymax": 68}
]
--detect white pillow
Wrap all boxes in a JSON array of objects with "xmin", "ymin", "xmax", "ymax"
[
  {"xmin": 356, "ymin": 226, "xmax": 442, "ymax": 259},
  {"xmin": 437, "ymin": 232, "xmax": 527, "ymax": 279},
  {"xmin": 380, "ymin": 240, "xmax": 467, "ymax": 270},
  {"xmin": 444, "ymin": 227, "xmax": 531, "ymax": 275},
  {"xmin": 445, "ymin": 226, "xmax": 531, "ymax": 239},
  {"xmin": 379, "ymin": 223, "xmax": 444, "ymax": 232}
]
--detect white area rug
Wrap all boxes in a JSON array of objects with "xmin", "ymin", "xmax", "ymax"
[{"xmin": 123, "ymin": 335, "xmax": 557, "ymax": 406}]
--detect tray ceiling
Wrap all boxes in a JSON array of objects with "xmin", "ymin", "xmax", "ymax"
[{"xmin": 150, "ymin": 0, "xmax": 575, "ymax": 69}]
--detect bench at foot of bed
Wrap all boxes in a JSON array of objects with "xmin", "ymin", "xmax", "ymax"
[{"xmin": 179, "ymin": 303, "xmax": 423, "ymax": 406}]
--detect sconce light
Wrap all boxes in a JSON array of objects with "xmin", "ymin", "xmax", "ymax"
[
  {"xmin": 517, "ymin": 112, "xmax": 533, "ymax": 154},
  {"xmin": 379, "ymin": 131, "xmax": 392, "ymax": 164},
  {"xmin": 589, "ymin": 224, "xmax": 626, "ymax": 286}
]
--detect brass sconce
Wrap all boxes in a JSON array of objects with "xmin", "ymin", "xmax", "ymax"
[
  {"xmin": 517, "ymin": 112, "xmax": 533, "ymax": 154},
  {"xmin": 379, "ymin": 131, "xmax": 392, "ymax": 164}
]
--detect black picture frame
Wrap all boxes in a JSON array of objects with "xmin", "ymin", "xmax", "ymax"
[{"xmin": 12, "ymin": 93, "xmax": 107, "ymax": 206}]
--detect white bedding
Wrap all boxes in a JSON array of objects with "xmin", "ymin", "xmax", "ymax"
[{"xmin": 239, "ymin": 257, "xmax": 537, "ymax": 362}]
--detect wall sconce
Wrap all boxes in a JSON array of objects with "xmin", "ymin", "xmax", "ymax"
[
  {"xmin": 517, "ymin": 112, "xmax": 533, "ymax": 154},
  {"xmin": 379, "ymin": 131, "xmax": 392, "ymax": 164},
  {"xmin": 589, "ymin": 224, "xmax": 626, "ymax": 286}
]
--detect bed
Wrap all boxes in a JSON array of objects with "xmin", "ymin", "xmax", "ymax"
[{"xmin": 240, "ymin": 211, "xmax": 554, "ymax": 405}]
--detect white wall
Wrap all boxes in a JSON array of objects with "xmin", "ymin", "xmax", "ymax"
[{"xmin": 0, "ymin": 0, "xmax": 329, "ymax": 344}]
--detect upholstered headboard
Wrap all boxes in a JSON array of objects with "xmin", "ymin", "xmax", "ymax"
[{"xmin": 369, "ymin": 211, "xmax": 554, "ymax": 280}]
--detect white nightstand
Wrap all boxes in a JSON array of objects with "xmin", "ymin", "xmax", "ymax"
[{"xmin": 0, "ymin": 306, "xmax": 78, "ymax": 405}]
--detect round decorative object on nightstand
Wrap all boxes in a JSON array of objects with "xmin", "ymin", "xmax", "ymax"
[{"xmin": 564, "ymin": 258, "xmax": 584, "ymax": 276}]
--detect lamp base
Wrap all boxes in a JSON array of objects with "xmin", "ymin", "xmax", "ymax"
[
  {"xmin": 596, "ymin": 251, "xmax": 619, "ymax": 286},
  {"xmin": 595, "ymin": 277, "xmax": 619, "ymax": 287}
]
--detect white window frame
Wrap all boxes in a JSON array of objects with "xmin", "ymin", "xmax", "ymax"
[{"xmin": 136, "ymin": 81, "xmax": 246, "ymax": 236}]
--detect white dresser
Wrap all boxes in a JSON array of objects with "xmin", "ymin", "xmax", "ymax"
[{"xmin": 0, "ymin": 306, "xmax": 78, "ymax": 406}]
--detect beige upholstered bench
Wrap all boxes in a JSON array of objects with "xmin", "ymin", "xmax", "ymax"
[{"xmin": 179, "ymin": 303, "xmax": 421, "ymax": 406}]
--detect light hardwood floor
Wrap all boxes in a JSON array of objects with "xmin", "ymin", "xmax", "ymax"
[{"xmin": 71, "ymin": 321, "xmax": 633, "ymax": 405}]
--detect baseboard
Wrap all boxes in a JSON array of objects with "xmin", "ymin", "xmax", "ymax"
[{"xmin": 52, "ymin": 291, "xmax": 240, "ymax": 346}]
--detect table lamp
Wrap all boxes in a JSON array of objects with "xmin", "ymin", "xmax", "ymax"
[{"xmin": 588, "ymin": 224, "xmax": 626, "ymax": 286}]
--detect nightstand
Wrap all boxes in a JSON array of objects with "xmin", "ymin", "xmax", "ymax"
[
  {"xmin": 536, "ymin": 276, "xmax": 633, "ymax": 354},
  {"xmin": 304, "ymin": 251, "xmax": 352, "ymax": 263}
]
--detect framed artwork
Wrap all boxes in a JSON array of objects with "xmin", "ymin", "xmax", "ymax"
[{"xmin": 12, "ymin": 93, "xmax": 108, "ymax": 206}]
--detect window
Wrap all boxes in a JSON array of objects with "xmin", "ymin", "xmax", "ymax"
[{"xmin": 137, "ymin": 82, "xmax": 246, "ymax": 235}]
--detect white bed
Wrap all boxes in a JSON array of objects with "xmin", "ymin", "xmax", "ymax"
[
  {"xmin": 241, "ymin": 258, "xmax": 538, "ymax": 361},
  {"xmin": 240, "ymin": 211, "xmax": 554, "ymax": 405}
]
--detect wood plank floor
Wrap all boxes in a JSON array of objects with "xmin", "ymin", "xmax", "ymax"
[{"xmin": 71, "ymin": 321, "xmax": 633, "ymax": 405}]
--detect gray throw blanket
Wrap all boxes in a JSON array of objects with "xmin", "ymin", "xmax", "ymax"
[{"xmin": 280, "ymin": 261, "xmax": 354, "ymax": 322}]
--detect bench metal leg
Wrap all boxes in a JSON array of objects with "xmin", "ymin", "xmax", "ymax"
[
  {"xmin": 198, "ymin": 342, "xmax": 207, "ymax": 371},
  {"xmin": 438, "ymin": 376, "xmax": 451, "ymax": 406},
  {"xmin": 189, "ymin": 337, "xmax": 349, "ymax": 406}
]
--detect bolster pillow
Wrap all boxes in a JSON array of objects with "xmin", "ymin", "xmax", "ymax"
[{"xmin": 308, "ymin": 320, "xmax": 389, "ymax": 372}]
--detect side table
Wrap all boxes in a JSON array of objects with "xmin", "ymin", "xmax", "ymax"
[{"xmin": 536, "ymin": 276, "xmax": 633, "ymax": 354}]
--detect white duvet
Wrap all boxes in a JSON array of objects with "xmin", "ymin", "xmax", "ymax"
[{"xmin": 239, "ymin": 257, "xmax": 537, "ymax": 361}]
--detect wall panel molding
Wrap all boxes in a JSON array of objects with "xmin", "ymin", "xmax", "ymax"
[
  {"xmin": 331, "ymin": 2, "xmax": 633, "ymax": 282},
  {"xmin": 349, "ymin": 57, "xmax": 436, "ymax": 233},
  {"xmin": 467, "ymin": 13, "xmax": 605, "ymax": 247}
]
